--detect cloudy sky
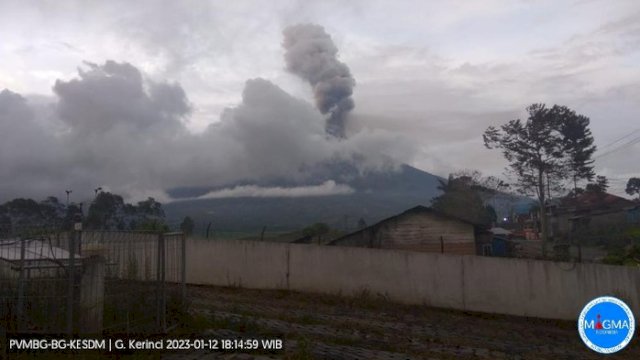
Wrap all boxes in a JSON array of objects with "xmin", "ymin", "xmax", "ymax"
[{"xmin": 0, "ymin": 0, "xmax": 639, "ymax": 201}]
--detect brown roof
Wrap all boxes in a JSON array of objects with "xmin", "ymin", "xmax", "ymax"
[
  {"xmin": 560, "ymin": 192, "xmax": 635, "ymax": 212},
  {"xmin": 327, "ymin": 205, "xmax": 482, "ymax": 245}
]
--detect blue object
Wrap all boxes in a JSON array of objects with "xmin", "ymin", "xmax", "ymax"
[{"xmin": 491, "ymin": 236, "xmax": 508, "ymax": 257}]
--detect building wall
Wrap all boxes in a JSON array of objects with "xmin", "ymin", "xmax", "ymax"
[
  {"xmin": 186, "ymin": 238, "xmax": 640, "ymax": 321},
  {"xmin": 588, "ymin": 211, "xmax": 629, "ymax": 229},
  {"xmin": 332, "ymin": 212, "xmax": 476, "ymax": 255},
  {"xmin": 553, "ymin": 210, "xmax": 630, "ymax": 238}
]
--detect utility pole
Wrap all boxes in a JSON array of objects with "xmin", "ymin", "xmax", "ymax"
[
  {"xmin": 205, "ymin": 222, "xmax": 212, "ymax": 239},
  {"xmin": 65, "ymin": 190, "xmax": 72, "ymax": 207}
]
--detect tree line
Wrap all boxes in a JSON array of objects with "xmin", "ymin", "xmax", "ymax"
[{"xmin": 0, "ymin": 192, "xmax": 172, "ymax": 236}]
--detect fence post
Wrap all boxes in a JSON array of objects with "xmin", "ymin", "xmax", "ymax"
[
  {"xmin": 67, "ymin": 230, "xmax": 76, "ymax": 335},
  {"xmin": 161, "ymin": 232, "xmax": 166, "ymax": 332},
  {"xmin": 79, "ymin": 250, "xmax": 105, "ymax": 335},
  {"xmin": 156, "ymin": 233, "xmax": 166, "ymax": 332},
  {"xmin": 0, "ymin": 324, "xmax": 6, "ymax": 358},
  {"xmin": 16, "ymin": 237, "xmax": 26, "ymax": 332}
]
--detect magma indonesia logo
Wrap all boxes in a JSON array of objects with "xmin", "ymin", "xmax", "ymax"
[{"xmin": 578, "ymin": 296, "xmax": 636, "ymax": 354}]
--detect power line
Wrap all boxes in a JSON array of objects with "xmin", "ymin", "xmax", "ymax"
[
  {"xmin": 598, "ymin": 128, "xmax": 640, "ymax": 150},
  {"xmin": 594, "ymin": 135, "xmax": 640, "ymax": 159}
]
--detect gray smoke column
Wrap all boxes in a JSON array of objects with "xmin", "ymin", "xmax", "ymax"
[{"xmin": 283, "ymin": 24, "xmax": 355, "ymax": 138}]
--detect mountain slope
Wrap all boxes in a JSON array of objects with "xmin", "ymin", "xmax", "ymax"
[{"xmin": 164, "ymin": 163, "xmax": 443, "ymax": 233}]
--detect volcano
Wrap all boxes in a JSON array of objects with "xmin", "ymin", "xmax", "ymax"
[{"xmin": 163, "ymin": 162, "xmax": 444, "ymax": 233}]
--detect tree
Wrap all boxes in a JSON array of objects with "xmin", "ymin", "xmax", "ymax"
[
  {"xmin": 483, "ymin": 104, "xmax": 566, "ymax": 254},
  {"xmin": 450, "ymin": 169, "xmax": 510, "ymax": 202},
  {"xmin": 85, "ymin": 192, "xmax": 126, "ymax": 230},
  {"xmin": 137, "ymin": 198, "xmax": 165, "ymax": 218},
  {"xmin": 86, "ymin": 192, "xmax": 167, "ymax": 230},
  {"xmin": 626, "ymin": 177, "xmax": 640, "ymax": 199},
  {"xmin": 486, "ymin": 205, "xmax": 498, "ymax": 225},
  {"xmin": 431, "ymin": 175, "xmax": 492, "ymax": 226},
  {"xmin": 556, "ymin": 106, "xmax": 596, "ymax": 194},
  {"xmin": 302, "ymin": 222, "xmax": 331, "ymax": 243},
  {"xmin": 585, "ymin": 175, "xmax": 609, "ymax": 193},
  {"xmin": 136, "ymin": 220, "xmax": 170, "ymax": 232},
  {"xmin": 180, "ymin": 216, "xmax": 195, "ymax": 236}
]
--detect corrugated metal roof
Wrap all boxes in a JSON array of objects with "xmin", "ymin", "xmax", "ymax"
[
  {"xmin": 0, "ymin": 239, "xmax": 79, "ymax": 262},
  {"xmin": 328, "ymin": 205, "xmax": 482, "ymax": 245}
]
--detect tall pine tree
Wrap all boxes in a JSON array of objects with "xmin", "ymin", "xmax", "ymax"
[
  {"xmin": 555, "ymin": 106, "xmax": 596, "ymax": 195},
  {"xmin": 483, "ymin": 104, "xmax": 596, "ymax": 255}
]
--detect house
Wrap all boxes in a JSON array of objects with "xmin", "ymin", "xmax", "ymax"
[
  {"xmin": 508, "ymin": 206, "xmax": 541, "ymax": 240},
  {"xmin": 327, "ymin": 206, "xmax": 486, "ymax": 255},
  {"xmin": 547, "ymin": 192, "xmax": 637, "ymax": 239},
  {"xmin": 628, "ymin": 204, "xmax": 640, "ymax": 224}
]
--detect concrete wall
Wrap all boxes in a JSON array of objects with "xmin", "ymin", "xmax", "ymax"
[{"xmin": 186, "ymin": 238, "xmax": 640, "ymax": 320}]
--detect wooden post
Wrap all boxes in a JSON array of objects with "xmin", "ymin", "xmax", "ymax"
[
  {"xmin": 156, "ymin": 233, "xmax": 166, "ymax": 332},
  {"xmin": 79, "ymin": 249, "xmax": 105, "ymax": 335},
  {"xmin": 205, "ymin": 222, "xmax": 212, "ymax": 239},
  {"xmin": 440, "ymin": 236, "xmax": 444, "ymax": 254}
]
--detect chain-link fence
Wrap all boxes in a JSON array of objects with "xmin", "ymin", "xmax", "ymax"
[{"xmin": 0, "ymin": 230, "xmax": 186, "ymax": 335}]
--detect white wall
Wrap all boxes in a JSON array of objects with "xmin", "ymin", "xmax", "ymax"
[{"xmin": 186, "ymin": 238, "xmax": 640, "ymax": 320}]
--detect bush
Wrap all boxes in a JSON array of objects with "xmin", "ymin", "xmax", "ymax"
[{"xmin": 603, "ymin": 245, "xmax": 640, "ymax": 266}]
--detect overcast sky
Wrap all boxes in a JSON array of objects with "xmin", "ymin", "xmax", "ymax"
[{"xmin": 1, "ymin": 0, "xmax": 639, "ymax": 200}]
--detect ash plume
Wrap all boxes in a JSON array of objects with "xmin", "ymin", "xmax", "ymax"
[{"xmin": 283, "ymin": 24, "xmax": 355, "ymax": 138}]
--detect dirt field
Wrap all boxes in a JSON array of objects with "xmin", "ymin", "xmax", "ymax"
[{"xmin": 165, "ymin": 285, "xmax": 640, "ymax": 360}]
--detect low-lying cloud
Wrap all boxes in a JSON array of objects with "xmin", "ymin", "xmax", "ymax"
[{"xmin": 189, "ymin": 180, "xmax": 354, "ymax": 200}]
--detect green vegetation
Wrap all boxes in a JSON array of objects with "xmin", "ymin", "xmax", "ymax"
[
  {"xmin": 179, "ymin": 216, "xmax": 194, "ymax": 235},
  {"xmin": 484, "ymin": 104, "xmax": 597, "ymax": 253},
  {"xmin": 0, "ymin": 196, "xmax": 77, "ymax": 236},
  {"xmin": 85, "ymin": 192, "xmax": 168, "ymax": 231},
  {"xmin": 0, "ymin": 192, "xmax": 173, "ymax": 236},
  {"xmin": 584, "ymin": 175, "xmax": 609, "ymax": 193},
  {"xmin": 287, "ymin": 336, "xmax": 314, "ymax": 360},
  {"xmin": 431, "ymin": 174, "xmax": 496, "ymax": 225},
  {"xmin": 302, "ymin": 222, "xmax": 330, "ymax": 237},
  {"xmin": 627, "ymin": 177, "xmax": 640, "ymax": 199},
  {"xmin": 603, "ymin": 244, "xmax": 640, "ymax": 266}
]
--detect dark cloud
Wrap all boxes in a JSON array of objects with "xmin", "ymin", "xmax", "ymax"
[
  {"xmin": 2, "ymin": 1, "xmax": 638, "ymax": 198},
  {"xmin": 0, "ymin": 59, "xmax": 412, "ymax": 202},
  {"xmin": 53, "ymin": 61, "xmax": 188, "ymax": 135}
]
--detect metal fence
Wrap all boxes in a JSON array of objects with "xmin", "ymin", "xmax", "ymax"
[{"xmin": 0, "ymin": 230, "xmax": 186, "ymax": 335}]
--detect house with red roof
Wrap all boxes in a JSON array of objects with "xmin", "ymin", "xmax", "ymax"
[{"xmin": 547, "ymin": 192, "xmax": 640, "ymax": 240}]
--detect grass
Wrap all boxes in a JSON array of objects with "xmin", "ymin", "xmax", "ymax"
[
  {"xmin": 285, "ymin": 336, "xmax": 314, "ymax": 360},
  {"xmin": 169, "ymin": 285, "xmax": 605, "ymax": 359}
]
